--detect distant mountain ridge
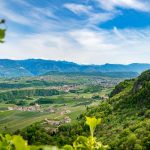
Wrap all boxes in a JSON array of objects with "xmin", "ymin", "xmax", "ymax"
[{"xmin": 0, "ymin": 59, "xmax": 149, "ymax": 77}]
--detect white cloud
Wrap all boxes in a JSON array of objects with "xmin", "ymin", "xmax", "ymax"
[
  {"xmin": 0, "ymin": 1, "xmax": 31, "ymax": 25},
  {"xmin": 113, "ymin": 27, "xmax": 127, "ymax": 40},
  {"xmin": 64, "ymin": 3, "xmax": 92, "ymax": 14},
  {"xmin": 0, "ymin": 0, "xmax": 57, "ymax": 31},
  {"xmin": 0, "ymin": 0, "xmax": 150, "ymax": 65},
  {"xmin": 64, "ymin": 3, "xmax": 117, "ymax": 26},
  {"xmin": 64, "ymin": 0, "xmax": 150, "ymax": 27},
  {"xmin": 1, "ymin": 27, "xmax": 150, "ymax": 64},
  {"xmin": 96, "ymin": 0, "xmax": 150, "ymax": 12},
  {"xmin": 87, "ymin": 11, "xmax": 117, "ymax": 25}
]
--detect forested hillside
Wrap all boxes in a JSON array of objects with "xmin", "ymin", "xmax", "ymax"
[{"xmin": 17, "ymin": 70, "xmax": 150, "ymax": 149}]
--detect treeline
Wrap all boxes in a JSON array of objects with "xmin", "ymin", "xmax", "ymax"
[
  {"xmin": 0, "ymin": 89, "xmax": 60, "ymax": 101},
  {"xmin": 84, "ymin": 85, "xmax": 103, "ymax": 93},
  {"xmin": 0, "ymin": 81, "xmax": 68, "ymax": 89},
  {"xmin": 44, "ymin": 71, "xmax": 138, "ymax": 78}
]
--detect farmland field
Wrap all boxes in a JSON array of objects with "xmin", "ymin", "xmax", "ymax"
[{"xmin": 0, "ymin": 72, "xmax": 122, "ymax": 132}]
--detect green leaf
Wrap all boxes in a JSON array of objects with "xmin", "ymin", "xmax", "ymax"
[
  {"xmin": 12, "ymin": 135, "xmax": 30, "ymax": 150},
  {"xmin": 85, "ymin": 117, "xmax": 101, "ymax": 137},
  {"xmin": 0, "ymin": 29, "xmax": 6, "ymax": 43},
  {"xmin": 63, "ymin": 145, "xmax": 74, "ymax": 150},
  {"xmin": 73, "ymin": 136, "xmax": 88, "ymax": 149}
]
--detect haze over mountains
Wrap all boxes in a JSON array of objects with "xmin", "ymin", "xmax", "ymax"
[{"xmin": 0, "ymin": 59, "xmax": 150, "ymax": 77}]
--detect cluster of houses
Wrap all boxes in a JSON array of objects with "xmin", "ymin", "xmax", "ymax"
[
  {"xmin": 48, "ymin": 85, "xmax": 78, "ymax": 92},
  {"xmin": 43, "ymin": 116, "xmax": 72, "ymax": 134},
  {"xmin": 8, "ymin": 104, "xmax": 72, "ymax": 118},
  {"xmin": 46, "ymin": 107, "xmax": 71, "ymax": 115},
  {"xmin": 92, "ymin": 79, "xmax": 121, "ymax": 88},
  {"xmin": 8, "ymin": 104, "xmax": 41, "ymax": 112},
  {"xmin": 44, "ymin": 116, "xmax": 71, "ymax": 126}
]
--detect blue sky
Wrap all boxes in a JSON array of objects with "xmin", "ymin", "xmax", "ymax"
[{"xmin": 0, "ymin": 0, "xmax": 150, "ymax": 64}]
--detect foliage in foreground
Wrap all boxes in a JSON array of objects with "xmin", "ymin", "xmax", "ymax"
[
  {"xmin": 0, "ymin": 19, "xmax": 6, "ymax": 43},
  {"xmin": 0, "ymin": 117, "xmax": 108, "ymax": 150},
  {"xmin": 64, "ymin": 117, "xmax": 108, "ymax": 150},
  {"xmin": 0, "ymin": 133, "xmax": 60, "ymax": 150}
]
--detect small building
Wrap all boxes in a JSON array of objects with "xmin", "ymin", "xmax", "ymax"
[
  {"xmin": 63, "ymin": 116, "xmax": 71, "ymax": 123},
  {"xmin": 8, "ymin": 107, "xmax": 13, "ymax": 110},
  {"xmin": 47, "ymin": 107, "xmax": 55, "ymax": 113},
  {"xmin": 60, "ymin": 109, "xmax": 71, "ymax": 115},
  {"xmin": 45, "ymin": 118, "xmax": 60, "ymax": 126}
]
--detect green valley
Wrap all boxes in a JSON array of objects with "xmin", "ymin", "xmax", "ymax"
[
  {"xmin": 10, "ymin": 70, "xmax": 150, "ymax": 150},
  {"xmin": 0, "ymin": 72, "xmax": 119, "ymax": 132}
]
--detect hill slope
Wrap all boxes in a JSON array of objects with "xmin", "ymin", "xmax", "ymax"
[
  {"xmin": 53, "ymin": 70, "xmax": 150, "ymax": 149},
  {"xmin": 18, "ymin": 70, "xmax": 150, "ymax": 149},
  {"xmin": 0, "ymin": 59, "xmax": 149, "ymax": 77}
]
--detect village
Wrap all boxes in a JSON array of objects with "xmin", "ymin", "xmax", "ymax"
[
  {"xmin": 8, "ymin": 103, "xmax": 41, "ymax": 112},
  {"xmin": 8, "ymin": 103, "xmax": 72, "ymax": 134},
  {"xmin": 42, "ymin": 116, "xmax": 72, "ymax": 134},
  {"xmin": 44, "ymin": 116, "xmax": 71, "ymax": 126},
  {"xmin": 49, "ymin": 85, "xmax": 79, "ymax": 92},
  {"xmin": 8, "ymin": 103, "xmax": 72, "ymax": 115}
]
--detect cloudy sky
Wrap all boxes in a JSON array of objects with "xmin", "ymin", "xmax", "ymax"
[{"xmin": 0, "ymin": 0, "xmax": 150, "ymax": 64}]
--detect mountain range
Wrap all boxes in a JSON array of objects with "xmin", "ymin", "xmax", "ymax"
[{"xmin": 0, "ymin": 59, "xmax": 150, "ymax": 77}]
